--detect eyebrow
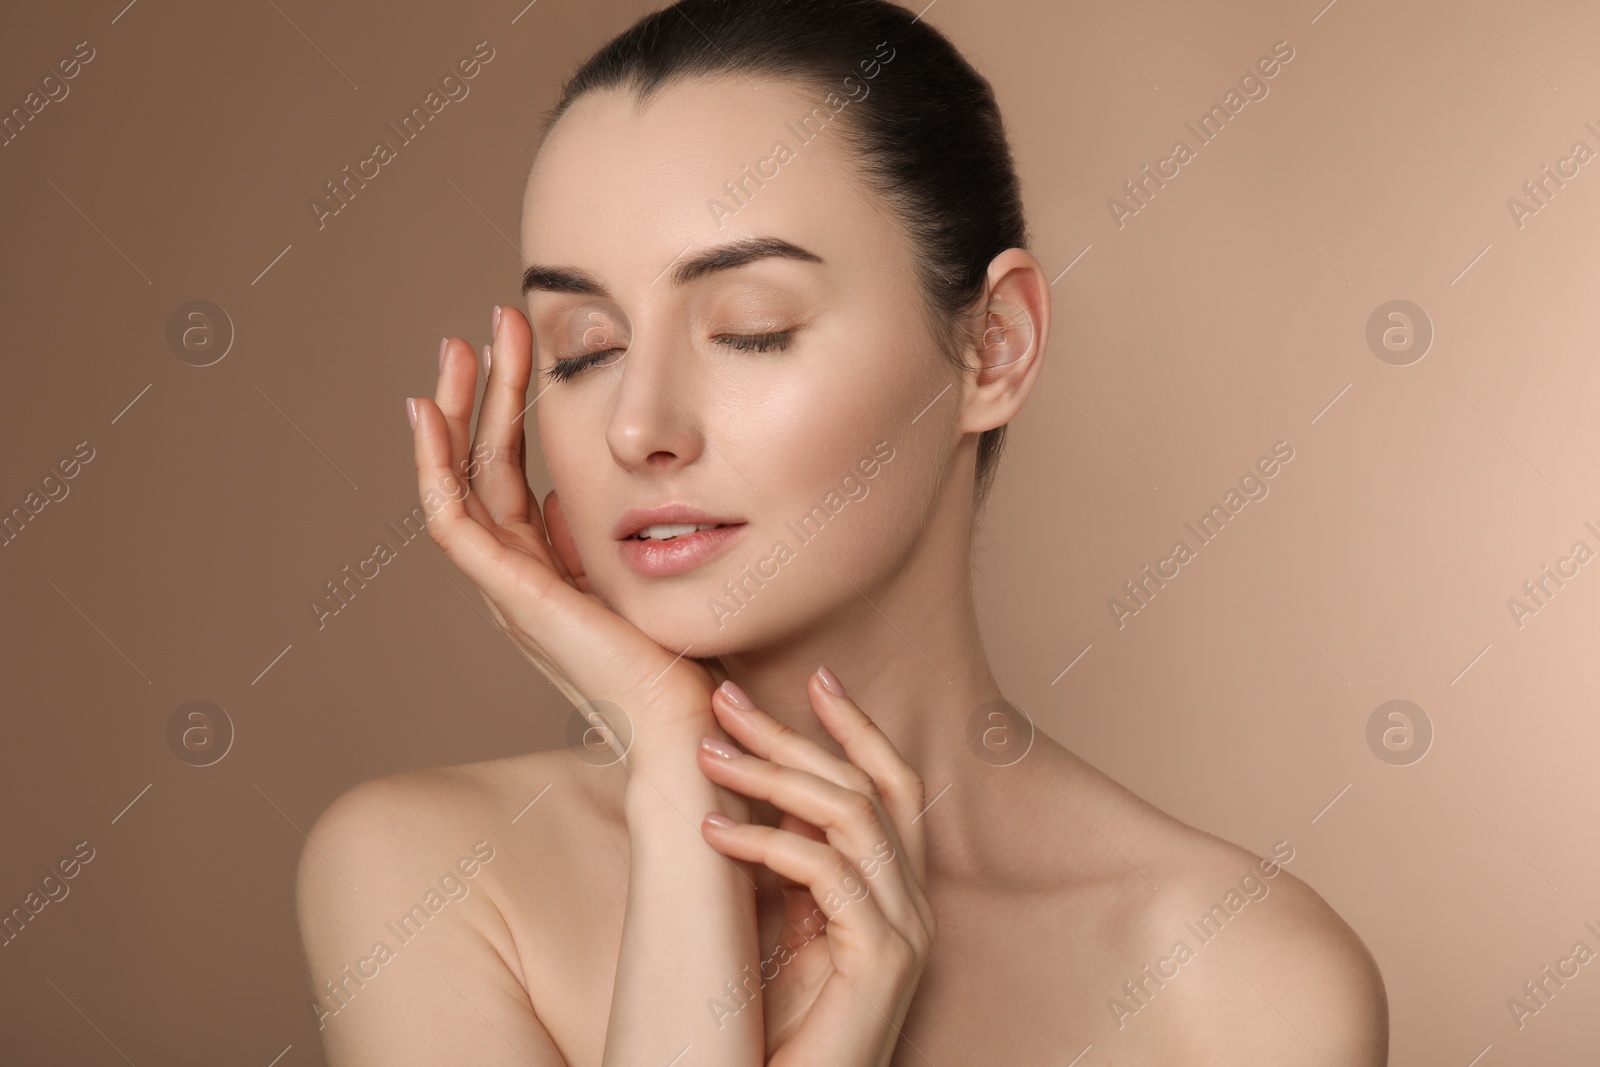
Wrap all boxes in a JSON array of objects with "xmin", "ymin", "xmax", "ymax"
[{"xmin": 520, "ymin": 236, "xmax": 824, "ymax": 297}]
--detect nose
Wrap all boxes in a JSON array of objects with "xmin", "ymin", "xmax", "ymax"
[{"xmin": 604, "ymin": 341, "xmax": 706, "ymax": 473}]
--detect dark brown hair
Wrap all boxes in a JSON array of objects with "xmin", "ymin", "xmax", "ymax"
[{"xmin": 539, "ymin": 0, "xmax": 1031, "ymax": 510}]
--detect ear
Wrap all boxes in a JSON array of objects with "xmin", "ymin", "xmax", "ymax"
[{"xmin": 957, "ymin": 247, "xmax": 1050, "ymax": 436}]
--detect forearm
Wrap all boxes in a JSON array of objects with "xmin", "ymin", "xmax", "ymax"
[{"xmin": 603, "ymin": 733, "xmax": 762, "ymax": 1067}]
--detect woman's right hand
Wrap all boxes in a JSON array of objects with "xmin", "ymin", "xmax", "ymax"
[
  {"xmin": 407, "ymin": 304, "xmax": 728, "ymax": 765},
  {"xmin": 696, "ymin": 671, "xmax": 937, "ymax": 1067}
]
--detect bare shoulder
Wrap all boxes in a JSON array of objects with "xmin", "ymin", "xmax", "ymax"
[
  {"xmin": 300, "ymin": 757, "xmax": 511, "ymax": 875},
  {"xmin": 1155, "ymin": 836, "xmax": 1385, "ymax": 1062},
  {"xmin": 299, "ymin": 745, "xmax": 619, "ymax": 889},
  {"xmin": 296, "ymin": 750, "xmax": 598, "ymax": 1065},
  {"xmin": 1044, "ymin": 745, "xmax": 1387, "ymax": 1063}
]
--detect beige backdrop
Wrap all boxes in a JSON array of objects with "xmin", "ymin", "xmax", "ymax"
[{"xmin": 2, "ymin": 0, "xmax": 1597, "ymax": 1063}]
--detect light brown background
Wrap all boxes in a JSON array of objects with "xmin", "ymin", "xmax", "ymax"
[{"xmin": 2, "ymin": 0, "xmax": 1597, "ymax": 1063}]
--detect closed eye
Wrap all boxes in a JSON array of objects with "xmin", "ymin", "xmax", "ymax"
[
  {"xmin": 541, "ymin": 331, "xmax": 794, "ymax": 383},
  {"xmin": 541, "ymin": 348, "xmax": 623, "ymax": 384},
  {"xmin": 715, "ymin": 330, "xmax": 792, "ymax": 353}
]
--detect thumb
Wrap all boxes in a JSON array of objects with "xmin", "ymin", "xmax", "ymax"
[{"xmin": 542, "ymin": 489, "xmax": 590, "ymax": 593}]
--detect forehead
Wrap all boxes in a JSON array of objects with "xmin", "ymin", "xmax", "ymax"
[{"xmin": 520, "ymin": 75, "xmax": 903, "ymax": 292}]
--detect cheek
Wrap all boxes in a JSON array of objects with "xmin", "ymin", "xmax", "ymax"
[
  {"xmin": 536, "ymin": 416, "xmax": 573, "ymax": 500},
  {"xmin": 726, "ymin": 362, "xmax": 940, "ymax": 565},
  {"xmin": 714, "ymin": 325, "xmax": 936, "ymax": 487}
]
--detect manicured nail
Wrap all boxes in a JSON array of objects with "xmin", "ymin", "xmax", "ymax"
[
  {"xmin": 703, "ymin": 811, "xmax": 737, "ymax": 829},
  {"xmin": 817, "ymin": 665, "xmax": 845, "ymax": 696},
  {"xmin": 700, "ymin": 736, "xmax": 742, "ymax": 759},
  {"xmin": 405, "ymin": 397, "xmax": 417, "ymax": 429},
  {"xmin": 439, "ymin": 336, "xmax": 449, "ymax": 371},
  {"xmin": 717, "ymin": 679, "xmax": 752, "ymax": 710},
  {"xmin": 483, "ymin": 342, "xmax": 493, "ymax": 377},
  {"xmin": 491, "ymin": 304, "xmax": 501, "ymax": 339}
]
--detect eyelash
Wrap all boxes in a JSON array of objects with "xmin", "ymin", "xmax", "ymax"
[{"xmin": 541, "ymin": 331, "xmax": 793, "ymax": 383}]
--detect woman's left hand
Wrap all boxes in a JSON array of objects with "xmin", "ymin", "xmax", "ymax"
[{"xmin": 695, "ymin": 668, "xmax": 937, "ymax": 1067}]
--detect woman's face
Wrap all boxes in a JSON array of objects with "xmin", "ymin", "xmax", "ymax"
[{"xmin": 520, "ymin": 75, "xmax": 965, "ymax": 655}]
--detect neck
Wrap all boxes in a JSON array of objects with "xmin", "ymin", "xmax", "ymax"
[
  {"xmin": 716, "ymin": 480, "xmax": 1028, "ymax": 877},
  {"xmin": 721, "ymin": 577, "xmax": 999, "ymax": 780}
]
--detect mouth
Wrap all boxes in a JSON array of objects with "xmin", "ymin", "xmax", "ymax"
[
  {"xmin": 613, "ymin": 506, "xmax": 747, "ymax": 577},
  {"xmin": 623, "ymin": 521, "xmax": 739, "ymax": 542}
]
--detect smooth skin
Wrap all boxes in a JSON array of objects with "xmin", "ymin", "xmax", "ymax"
[{"xmin": 296, "ymin": 73, "xmax": 1387, "ymax": 1065}]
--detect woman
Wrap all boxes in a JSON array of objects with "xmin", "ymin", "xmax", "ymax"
[{"xmin": 296, "ymin": 1, "xmax": 1388, "ymax": 1063}]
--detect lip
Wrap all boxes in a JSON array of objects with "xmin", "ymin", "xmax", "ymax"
[
  {"xmin": 613, "ymin": 503, "xmax": 747, "ymax": 578},
  {"xmin": 612, "ymin": 504, "xmax": 745, "ymax": 541}
]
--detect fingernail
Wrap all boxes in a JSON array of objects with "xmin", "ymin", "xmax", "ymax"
[
  {"xmin": 491, "ymin": 304, "xmax": 501, "ymax": 339},
  {"xmin": 817, "ymin": 665, "xmax": 845, "ymax": 696},
  {"xmin": 483, "ymin": 343, "xmax": 493, "ymax": 377},
  {"xmin": 704, "ymin": 811, "xmax": 737, "ymax": 829},
  {"xmin": 700, "ymin": 735, "xmax": 742, "ymax": 760},
  {"xmin": 439, "ymin": 337, "xmax": 449, "ymax": 371},
  {"xmin": 717, "ymin": 679, "xmax": 752, "ymax": 710},
  {"xmin": 405, "ymin": 397, "xmax": 417, "ymax": 429}
]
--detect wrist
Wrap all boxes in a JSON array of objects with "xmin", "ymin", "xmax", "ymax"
[
  {"xmin": 623, "ymin": 718, "xmax": 732, "ymax": 778},
  {"xmin": 624, "ymin": 731, "xmax": 753, "ymax": 825}
]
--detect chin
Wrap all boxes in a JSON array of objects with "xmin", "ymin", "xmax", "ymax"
[{"xmin": 603, "ymin": 579, "xmax": 784, "ymax": 660}]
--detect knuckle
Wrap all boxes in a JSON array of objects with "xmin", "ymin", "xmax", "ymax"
[
  {"xmin": 745, "ymin": 823, "xmax": 779, "ymax": 855},
  {"xmin": 842, "ymin": 765, "xmax": 878, "ymax": 797},
  {"xmin": 766, "ymin": 717, "xmax": 801, "ymax": 747},
  {"xmin": 910, "ymin": 916, "xmax": 935, "ymax": 957},
  {"xmin": 840, "ymin": 789, "xmax": 878, "ymax": 826},
  {"xmin": 889, "ymin": 765, "xmax": 924, "ymax": 805},
  {"xmin": 506, "ymin": 557, "xmax": 557, "ymax": 606},
  {"xmin": 425, "ymin": 518, "xmax": 453, "ymax": 554},
  {"xmin": 880, "ymin": 932, "xmax": 918, "ymax": 971}
]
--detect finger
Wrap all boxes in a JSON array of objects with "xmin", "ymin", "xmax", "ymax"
[
  {"xmin": 710, "ymin": 683, "xmax": 880, "ymax": 798},
  {"xmin": 701, "ymin": 819, "xmax": 895, "ymax": 935},
  {"xmin": 805, "ymin": 669, "xmax": 930, "ymax": 886},
  {"xmin": 709, "ymin": 681, "xmax": 934, "ymax": 934},
  {"xmin": 693, "ymin": 656, "xmax": 732, "ymax": 691},
  {"xmin": 542, "ymin": 489, "xmax": 586, "ymax": 591},
  {"xmin": 697, "ymin": 745, "xmax": 921, "ymax": 938},
  {"xmin": 770, "ymin": 812, "xmax": 826, "ymax": 890},
  {"xmin": 700, "ymin": 818, "xmax": 926, "ymax": 998},
  {"xmin": 414, "ymin": 395, "xmax": 713, "ymax": 719},
  {"xmin": 411, "ymin": 392, "xmax": 504, "ymax": 535},
  {"xmin": 411, "ymin": 395, "xmax": 537, "ymax": 588},
  {"xmin": 778, "ymin": 811, "xmax": 826, "ymax": 844},
  {"xmin": 472, "ymin": 307, "xmax": 537, "ymax": 527},
  {"xmin": 712, "ymin": 676, "xmax": 928, "ymax": 894},
  {"xmin": 412, "ymin": 392, "xmax": 599, "ymax": 690},
  {"xmin": 435, "ymin": 336, "xmax": 479, "ymax": 480}
]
